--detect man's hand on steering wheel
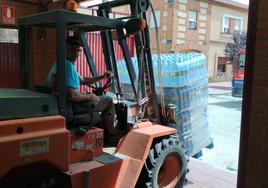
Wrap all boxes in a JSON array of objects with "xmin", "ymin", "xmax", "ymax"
[
  {"xmin": 104, "ymin": 71, "xmax": 113, "ymax": 80},
  {"xmin": 100, "ymin": 71, "xmax": 113, "ymax": 92},
  {"xmin": 88, "ymin": 71, "xmax": 114, "ymax": 96}
]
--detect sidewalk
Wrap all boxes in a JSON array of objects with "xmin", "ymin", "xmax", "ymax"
[
  {"xmin": 202, "ymin": 81, "xmax": 242, "ymax": 174},
  {"xmin": 208, "ymin": 81, "xmax": 232, "ymax": 95}
]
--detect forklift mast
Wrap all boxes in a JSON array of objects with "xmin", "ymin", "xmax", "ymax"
[{"xmin": 93, "ymin": 0, "xmax": 161, "ymax": 122}]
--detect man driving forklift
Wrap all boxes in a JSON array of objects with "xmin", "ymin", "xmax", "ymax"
[{"xmin": 46, "ymin": 36, "xmax": 120, "ymax": 144}]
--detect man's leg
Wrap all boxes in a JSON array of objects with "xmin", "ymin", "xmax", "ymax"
[{"xmin": 93, "ymin": 96, "xmax": 119, "ymax": 136}]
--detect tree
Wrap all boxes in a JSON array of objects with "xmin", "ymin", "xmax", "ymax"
[{"xmin": 224, "ymin": 32, "xmax": 247, "ymax": 61}]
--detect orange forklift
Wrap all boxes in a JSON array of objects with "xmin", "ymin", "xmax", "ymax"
[{"xmin": 0, "ymin": 0, "xmax": 187, "ymax": 187}]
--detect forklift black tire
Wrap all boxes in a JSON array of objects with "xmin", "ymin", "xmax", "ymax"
[{"xmin": 137, "ymin": 135, "xmax": 187, "ymax": 188}]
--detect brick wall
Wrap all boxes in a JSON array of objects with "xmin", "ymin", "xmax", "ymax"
[
  {"xmin": 0, "ymin": 0, "xmax": 38, "ymax": 26},
  {"xmin": 0, "ymin": 1, "xmax": 39, "ymax": 88},
  {"xmin": 149, "ymin": 0, "xmax": 173, "ymax": 53},
  {"xmin": 148, "ymin": 0, "xmax": 211, "ymax": 54},
  {"xmin": 0, "ymin": 1, "xmax": 73, "ymax": 86},
  {"xmin": 31, "ymin": 29, "xmax": 57, "ymax": 86},
  {"xmin": 238, "ymin": 0, "xmax": 268, "ymax": 187},
  {"xmin": 176, "ymin": 0, "xmax": 211, "ymax": 53},
  {"xmin": 0, "ymin": 1, "xmax": 69, "ymax": 86},
  {"xmin": 0, "ymin": 1, "xmax": 54, "ymax": 87}
]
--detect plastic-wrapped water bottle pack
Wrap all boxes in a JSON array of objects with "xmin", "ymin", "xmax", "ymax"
[{"xmin": 117, "ymin": 53, "xmax": 212, "ymax": 157}]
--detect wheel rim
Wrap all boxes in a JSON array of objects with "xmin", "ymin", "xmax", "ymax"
[{"xmin": 157, "ymin": 154, "xmax": 180, "ymax": 188}]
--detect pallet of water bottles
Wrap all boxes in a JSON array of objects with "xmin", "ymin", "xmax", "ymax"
[
  {"xmin": 169, "ymin": 120, "xmax": 212, "ymax": 157},
  {"xmin": 168, "ymin": 102, "xmax": 211, "ymax": 156},
  {"xmin": 117, "ymin": 53, "xmax": 208, "ymax": 88},
  {"xmin": 117, "ymin": 53, "xmax": 213, "ymax": 157},
  {"xmin": 158, "ymin": 79, "xmax": 208, "ymax": 112},
  {"xmin": 163, "ymin": 101, "xmax": 207, "ymax": 133}
]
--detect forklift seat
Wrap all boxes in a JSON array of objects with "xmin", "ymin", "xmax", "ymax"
[
  {"xmin": 69, "ymin": 101, "xmax": 101, "ymax": 129},
  {"xmin": 35, "ymin": 84, "xmax": 101, "ymax": 129}
]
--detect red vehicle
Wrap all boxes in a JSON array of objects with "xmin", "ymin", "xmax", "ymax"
[{"xmin": 232, "ymin": 50, "xmax": 246, "ymax": 97}]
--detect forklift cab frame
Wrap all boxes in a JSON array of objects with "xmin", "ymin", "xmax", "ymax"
[{"xmin": 19, "ymin": 5, "xmax": 159, "ymax": 124}]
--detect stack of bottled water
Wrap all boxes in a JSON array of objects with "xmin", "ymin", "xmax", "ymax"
[{"xmin": 117, "ymin": 53, "xmax": 212, "ymax": 157}]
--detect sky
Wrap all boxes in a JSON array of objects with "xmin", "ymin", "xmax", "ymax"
[
  {"xmin": 80, "ymin": 0, "xmax": 250, "ymax": 7},
  {"xmin": 80, "ymin": 0, "xmax": 108, "ymax": 7},
  {"xmin": 234, "ymin": 0, "xmax": 249, "ymax": 5}
]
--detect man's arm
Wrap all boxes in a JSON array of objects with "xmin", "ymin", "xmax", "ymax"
[
  {"xmin": 67, "ymin": 87, "xmax": 100, "ymax": 103},
  {"xmin": 80, "ymin": 74, "xmax": 106, "ymax": 86},
  {"xmin": 80, "ymin": 71, "xmax": 112, "ymax": 86}
]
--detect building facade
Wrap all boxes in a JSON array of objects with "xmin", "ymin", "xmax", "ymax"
[
  {"xmin": 148, "ymin": 0, "xmax": 248, "ymax": 80},
  {"xmin": 149, "ymin": 0, "xmax": 211, "ymax": 55},
  {"xmin": 209, "ymin": 0, "xmax": 248, "ymax": 80}
]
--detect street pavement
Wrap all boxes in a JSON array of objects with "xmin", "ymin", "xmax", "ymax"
[{"xmin": 200, "ymin": 81, "xmax": 242, "ymax": 173}]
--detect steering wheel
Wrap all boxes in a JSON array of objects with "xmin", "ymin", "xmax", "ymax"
[{"xmin": 88, "ymin": 76, "xmax": 113, "ymax": 96}]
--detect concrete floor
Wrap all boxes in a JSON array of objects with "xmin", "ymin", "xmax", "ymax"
[
  {"xmin": 185, "ymin": 158, "xmax": 237, "ymax": 188},
  {"xmin": 201, "ymin": 81, "xmax": 242, "ymax": 173}
]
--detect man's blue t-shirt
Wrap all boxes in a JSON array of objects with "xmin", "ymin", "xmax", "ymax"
[{"xmin": 47, "ymin": 60, "xmax": 80, "ymax": 90}]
